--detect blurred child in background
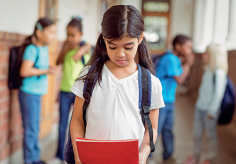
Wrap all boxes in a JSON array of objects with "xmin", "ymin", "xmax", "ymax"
[
  {"xmin": 185, "ymin": 44, "xmax": 228, "ymax": 164},
  {"xmin": 49, "ymin": 17, "xmax": 92, "ymax": 164},
  {"xmin": 19, "ymin": 18, "xmax": 57, "ymax": 164},
  {"xmin": 151, "ymin": 35, "xmax": 194, "ymax": 164}
]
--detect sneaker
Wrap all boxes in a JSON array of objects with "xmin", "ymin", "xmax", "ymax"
[
  {"xmin": 201, "ymin": 160, "xmax": 212, "ymax": 164},
  {"xmin": 185, "ymin": 156, "xmax": 198, "ymax": 164},
  {"xmin": 47, "ymin": 158, "xmax": 63, "ymax": 164},
  {"xmin": 147, "ymin": 158, "xmax": 156, "ymax": 164},
  {"xmin": 163, "ymin": 157, "xmax": 176, "ymax": 164}
]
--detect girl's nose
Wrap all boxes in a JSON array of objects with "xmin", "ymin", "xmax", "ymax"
[{"xmin": 117, "ymin": 49, "xmax": 125, "ymax": 58}]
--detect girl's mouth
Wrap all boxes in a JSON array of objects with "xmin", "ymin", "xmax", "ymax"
[{"xmin": 116, "ymin": 60, "xmax": 126, "ymax": 64}]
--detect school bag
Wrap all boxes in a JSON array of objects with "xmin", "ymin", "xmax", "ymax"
[
  {"xmin": 151, "ymin": 50, "xmax": 174, "ymax": 74},
  {"xmin": 213, "ymin": 74, "xmax": 235, "ymax": 125},
  {"xmin": 64, "ymin": 62, "xmax": 155, "ymax": 164},
  {"xmin": 151, "ymin": 54, "xmax": 163, "ymax": 74},
  {"xmin": 8, "ymin": 44, "xmax": 39, "ymax": 90}
]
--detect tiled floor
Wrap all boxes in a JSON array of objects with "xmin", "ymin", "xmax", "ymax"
[
  {"xmin": 41, "ymin": 94, "xmax": 236, "ymax": 164},
  {"xmin": 148, "ymin": 93, "xmax": 236, "ymax": 164}
]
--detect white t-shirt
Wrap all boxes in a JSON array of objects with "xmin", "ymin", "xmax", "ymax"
[{"xmin": 71, "ymin": 64, "xmax": 165, "ymax": 147}]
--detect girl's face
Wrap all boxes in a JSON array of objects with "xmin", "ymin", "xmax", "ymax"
[
  {"xmin": 37, "ymin": 24, "xmax": 57, "ymax": 45},
  {"xmin": 104, "ymin": 36, "xmax": 142, "ymax": 67},
  {"xmin": 66, "ymin": 26, "xmax": 82, "ymax": 44},
  {"xmin": 202, "ymin": 52, "xmax": 210, "ymax": 64}
]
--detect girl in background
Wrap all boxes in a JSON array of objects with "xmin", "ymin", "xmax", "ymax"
[
  {"xmin": 19, "ymin": 18, "xmax": 57, "ymax": 164},
  {"xmin": 50, "ymin": 17, "xmax": 91, "ymax": 163},
  {"xmin": 70, "ymin": 5, "xmax": 165, "ymax": 164},
  {"xmin": 185, "ymin": 44, "xmax": 228, "ymax": 164}
]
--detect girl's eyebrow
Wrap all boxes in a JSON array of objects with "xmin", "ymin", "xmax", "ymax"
[
  {"xmin": 124, "ymin": 42, "xmax": 135, "ymax": 46},
  {"xmin": 107, "ymin": 41, "xmax": 135, "ymax": 46}
]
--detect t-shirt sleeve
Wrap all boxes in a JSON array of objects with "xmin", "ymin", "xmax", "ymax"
[
  {"xmin": 150, "ymin": 75, "xmax": 165, "ymax": 110},
  {"xmin": 70, "ymin": 66, "xmax": 90, "ymax": 99},
  {"xmin": 164, "ymin": 55, "xmax": 183, "ymax": 77},
  {"xmin": 22, "ymin": 45, "xmax": 38, "ymax": 62}
]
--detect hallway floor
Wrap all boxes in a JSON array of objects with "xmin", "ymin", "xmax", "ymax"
[
  {"xmin": 41, "ymin": 94, "xmax": 236, "ymax": 164},
  {"xmin": 148, "ymin": 93, "xmax": 236, "ymax": 164}
]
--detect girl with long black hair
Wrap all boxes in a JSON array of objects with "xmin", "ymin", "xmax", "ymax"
[{"xmin": 70, "ymin": 5, "xmax": 164, "ymax": 164}]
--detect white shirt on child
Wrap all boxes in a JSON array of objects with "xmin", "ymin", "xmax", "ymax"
[
  {"xmin": 71, "ymin": 64, "xmax": 165, "ymax": 148},
  {"xmin": 196, "ymin": 68, "xmax": 227, "ymax": 117}
]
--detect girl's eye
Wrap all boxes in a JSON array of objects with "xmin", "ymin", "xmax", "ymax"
[
  {"xmin": 125, "ymin": 47, "xmax": 133, "ymax": 50},
  {"xmin": 109, "ymin": 47, "xmax": 116, "ymax": 50}
]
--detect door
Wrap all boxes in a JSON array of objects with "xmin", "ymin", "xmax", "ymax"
[
  {"xmin": 142, "ymin": 0, "xmax": 171, "ymax": 54},
  {"xmin": 38, "ymin": 0, "xmax": 58, "ymax": 138}
]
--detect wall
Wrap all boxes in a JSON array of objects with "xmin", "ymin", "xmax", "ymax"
[
  {"xmin": 170, "ymin": 0, "xmax": 194, "ymax": 42},
  {"xmin": 0, "ymin": 0, "xmax": 39, "ymax": 35},
  {"xmin": 57, "ymin": 0, "xmax": 100, "ymax": 44},
  {"xmin": 0, "ymin": 0, "xmax": 100, "ymax": 45},
  {"xmin": 0, "ymin": 32, "xmax": 27, "ymax": 161},
  {"xmin": 120, "ymin": 0, "xmax": 142, "ymax": 11}
]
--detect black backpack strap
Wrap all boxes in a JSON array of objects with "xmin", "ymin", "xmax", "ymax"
[{"xmin": 139, "ymin": 65, "xmax": 155, "ymax": 153}]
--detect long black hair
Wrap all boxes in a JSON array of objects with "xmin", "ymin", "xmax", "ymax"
[
  {"xmin": 19, "ymin": 18, "xmax": 54, "ymax": 55},
  {"xmin": 80, "ymin": 5, "xmax": 153, "ymax": 83}
]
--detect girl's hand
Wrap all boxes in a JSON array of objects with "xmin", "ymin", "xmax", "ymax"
[
  {"xmin": 72, "ymin": 51, "xmax": 83, "ymax": 62},
  {"xmin": 139, "ymin": 152, "xmax": 147, "ymax": 164},
  {"xmin": 207, "ymin": 114, "xmax": 215, "ymax": 120},
  {"xmin": 75, "ymin": 160, "xmax": 83, "ymax": 164},
  {"xmin": 75, "ymin": 155, "xmax": 83, "ymax": 164},
  {"xmin": 48, "ymin": 66, "xmax": 59, "ymax": 75}
]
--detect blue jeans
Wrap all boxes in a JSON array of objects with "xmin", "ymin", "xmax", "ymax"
[
  {"xmin": 56, "ymin": 91, "xmax": 75, "ymax": 160},
  {"xmin": 158, "ymin": 103, "xmax": 175, "ymax": 160},
  {"xmin": 19, "ymin": 90, "xmax": 41, "ymax": 164},
  {"xmin": 193, "ymin": 108, "xmax": 218, "ymax": 160}
]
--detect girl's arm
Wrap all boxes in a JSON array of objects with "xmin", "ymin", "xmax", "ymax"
[
  {"xmin": 56, "ymin": 42, "xmax": 68, "ymax": 65},
  {"xmin": 20, "ymin": 60, "xmax": 54, "ymax": 77},
  {"xmin": 139, "ymin": 108, "xmax": 159, "ymax": 164},
  {"xmin": 72, "ymin": 43, "xmax": 93, "ymax": 62},
  {"xmin": 70, "ymin": 96, "xmax": 86, "ymax": 164}
]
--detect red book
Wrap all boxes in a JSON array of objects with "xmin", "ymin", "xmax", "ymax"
[{"xmin": 76, "ymin": 138, "xmax": 139, "ymax": 164}]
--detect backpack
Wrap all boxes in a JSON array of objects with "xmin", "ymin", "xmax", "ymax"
[
  {"xmin": 213, "ymin": 74, "xmax": 236, "ymax": 125},
  {"xmin": 8, "ymin": 44, "xmax": 39, "ymax": 90},
  {"xmin": 151, "ymin": 54, "xmax": 163, "ymax": 74},
  {"xmin": 64, "ymin": 63, "xmax": 155, "ymax": 164}
]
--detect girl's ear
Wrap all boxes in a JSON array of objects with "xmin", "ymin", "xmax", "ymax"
[{"xmin": 138, "ymin": 32, "xmax": 145, "ymax": 44}]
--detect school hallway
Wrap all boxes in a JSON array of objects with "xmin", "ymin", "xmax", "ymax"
[
  {"xmin": 35, "ymin": 92, "xmax": 236, "ymax": 164},
  {"xmin": 147, "ymin": 93, "xmax": 236, "ymax": 164}
]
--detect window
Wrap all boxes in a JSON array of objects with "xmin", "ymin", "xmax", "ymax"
[{"xmin": 142, "ymin": 0, "xmax": 171, "ymax": 54}]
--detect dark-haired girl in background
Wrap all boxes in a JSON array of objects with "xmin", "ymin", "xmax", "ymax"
[
  {"xmin": 49, "ymin": 17, "xmax": 92, "ymax": 163},
  {"xmin": 19, "ymin": 18, "xmax": 57, "ymax": 164},
  {"xmin": 70, "ymin": 5, "xmax": 165, "ymax": 164}
]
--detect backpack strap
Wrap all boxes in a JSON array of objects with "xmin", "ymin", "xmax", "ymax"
[
  {"xmin": 138, "ymin": 65, "xmax": 155, "ymax": 153},
  {"xmin": 79, "ymin": 41, "xmax": 86, "ymax": 65}
]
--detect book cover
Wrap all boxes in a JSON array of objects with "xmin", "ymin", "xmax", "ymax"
[{"xmin": 76, "ymin": 138, "xmax": 139, "ymax": 164}]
